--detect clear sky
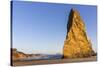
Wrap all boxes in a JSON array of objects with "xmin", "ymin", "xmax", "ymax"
[{"xmin": 12, "ymin": 1, "xmax": 97, "ymax": 54}]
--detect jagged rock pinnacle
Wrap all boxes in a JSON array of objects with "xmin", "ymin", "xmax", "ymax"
[{"xmin": 63, "ymin": 8, "xmax": 95, "ymax": 58}]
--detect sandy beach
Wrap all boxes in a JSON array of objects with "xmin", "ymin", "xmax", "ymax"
[{"xmin": 12, "ymin": 56, "xmax": 97, "ymax": 66}]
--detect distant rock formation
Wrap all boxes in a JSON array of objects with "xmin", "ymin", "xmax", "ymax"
[
  {"xmin": 12, "ymin": 48, "xmax": 62, "ymax": 60},
  {"xmin": 12, "ymin": 48, "xmax": 27, "ymax": 60},
  {"xmin": 63, "ymin": 8, "xmax": 95, "ymax": 58}
]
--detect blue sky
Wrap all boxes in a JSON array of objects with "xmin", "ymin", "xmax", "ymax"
[{"xmin": 12, "ymin": 1, "xmax": 97, "ymax": 54}]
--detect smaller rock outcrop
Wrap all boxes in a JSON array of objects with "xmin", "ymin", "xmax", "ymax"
[{"xmin": 12, "ymin": 48, "xmax": 27, "ymax": 60}]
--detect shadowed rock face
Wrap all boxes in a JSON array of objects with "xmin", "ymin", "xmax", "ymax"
[{"xmin": 63, "ymin": 9, "xmax": 95, "ymax": 58}]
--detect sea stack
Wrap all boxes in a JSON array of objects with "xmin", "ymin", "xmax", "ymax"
[{"xmin": 63, "ymin": 8, "xmax": 95, "ymax": 58}]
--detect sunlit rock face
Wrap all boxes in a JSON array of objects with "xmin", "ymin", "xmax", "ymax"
[
  {"xmin": 63, "ymin": 9, "xmax": 95, "ymax": 58},
  {"xmin": 12, "ymin": 48, "xmax": 27, "ymax": 60}
]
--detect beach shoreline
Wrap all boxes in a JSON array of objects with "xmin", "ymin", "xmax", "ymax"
[{"xmin": 12, "ymin": 56, "xmax": 97, "ymax": 66}]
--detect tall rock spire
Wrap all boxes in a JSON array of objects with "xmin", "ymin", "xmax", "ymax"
[{"xmin": 63, "ymin": 8, "xmax": 95, "ymax": 58}]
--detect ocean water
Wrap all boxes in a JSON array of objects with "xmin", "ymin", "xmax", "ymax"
[{"xmin": 17, "ymin": 54, "xmax": 63, "ymax": 61}]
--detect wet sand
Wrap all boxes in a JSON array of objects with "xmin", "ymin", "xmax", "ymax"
[{"xmin": 12, "ymin": 56, "xmax": 97, "ymax": 66}]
